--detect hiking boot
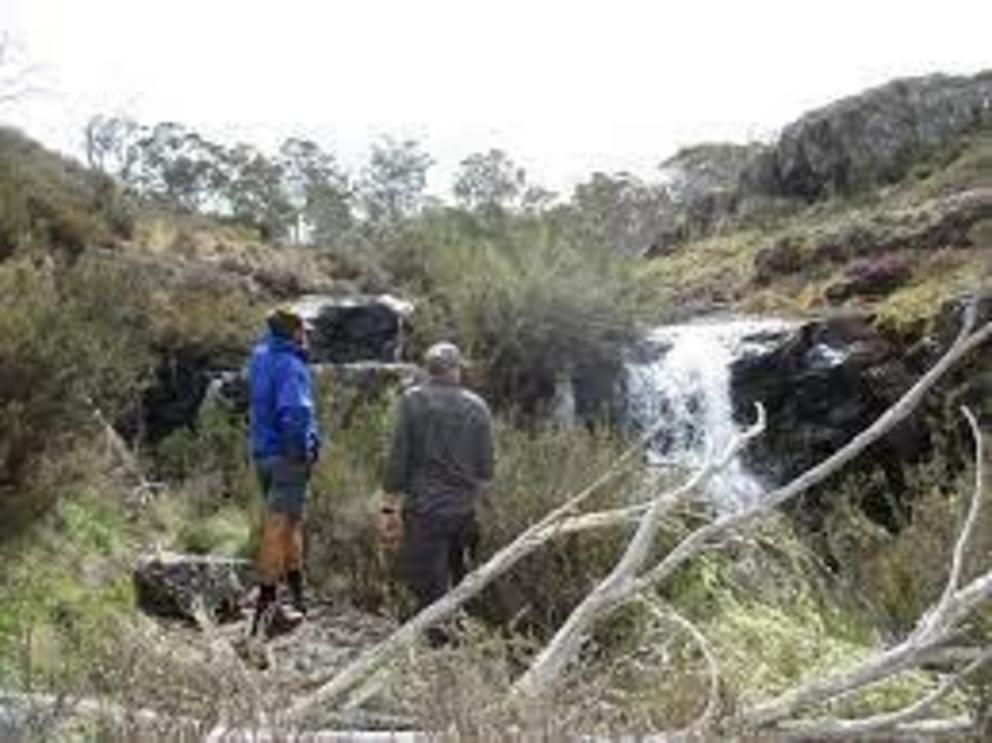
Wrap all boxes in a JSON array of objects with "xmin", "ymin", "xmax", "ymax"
[
  {"xmin": 250, "ymin": 584, "xmax": 277, "ymax": 638},
  {"xmin": 286, "ymin": 569, "xmax": 307, "ymax": 616},
  {"xmin": 269, "ymin": 603, "xmax": 305, "ymax": 635}
]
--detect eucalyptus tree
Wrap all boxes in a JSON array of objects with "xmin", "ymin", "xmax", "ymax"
[
  {"xmin": 569, "ymin": 171, "xmax": 673, "ymax": 254},
  {"xmin": 452, "ymin": 148, "xmax": 526, "ymax": 218},
  {"xmin": 279, "ymin": 138, "xmax": 353, "ymax": 246},
  {"xmin": 358, "ymin": 137, "xmax": 432, "ymax": 227}
]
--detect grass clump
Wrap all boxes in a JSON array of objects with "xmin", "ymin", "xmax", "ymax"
[
  {"xmin": 0, "ymin": 450, "xmax": 138, "ymax": 685},
  {"xmin": 874, "ymin": 248, "xmax": 991, "ymax": 337}
]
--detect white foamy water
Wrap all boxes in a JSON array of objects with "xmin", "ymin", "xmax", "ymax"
[{"xmin": 622, "ymin": 318, "xmax": 793, "ymax": 510}]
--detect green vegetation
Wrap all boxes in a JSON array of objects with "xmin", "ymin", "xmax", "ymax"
[
  {"xmin": 0, "ymin": 99, "xmax": 989, "ymax": 734},
  {"xmin": 639, "ymin": 125, "xmax": 992, "ymax": 328},
  {"xmin": 0, "ymin": 127, "xmax": 130, "ymax": 257},
  {"xmin": 0, "ymin": 446, "xmax": 137, "ymax": 684},
  {"xmin": 0, "ymin": 256, "xmax": 153, "ymax": 526},
  {"xmin": 387, "ymin": 215, "xmax": 656, "ymax": 411}
]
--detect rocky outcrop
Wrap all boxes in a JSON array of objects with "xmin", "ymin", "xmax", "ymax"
[
  {"xmin": 294, "ymin": 294, "xmax": 413, "ymax": 364},
  {"xmin": 729, "ymin": 292, "xmax": 992, "ymax": 535},
  {"xmin": 133, "ymin": 552, "xmax": 252, "ymax": 622},
  {"xmin": 730, "ymin": 314, "xmax": 929, "ymax": 531},
  {"xmin": 745, "ymin": 72, "xmax": 992, "ymax": 200}
]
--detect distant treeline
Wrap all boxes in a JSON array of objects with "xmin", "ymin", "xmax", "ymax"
[{"xmin": 82, "ymin": 115, "xmax": 673, "ymax": 251}]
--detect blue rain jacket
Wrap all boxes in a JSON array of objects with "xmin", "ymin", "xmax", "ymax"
[{"xmin": 249, "ymin": 334, "xmax": 321, "ymax": 462}]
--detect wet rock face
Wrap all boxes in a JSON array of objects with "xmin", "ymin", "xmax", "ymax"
[
  {"xmin": 133, "ymin": 552, "xmax": 252, "ymax": 622},
  {"xmin": 747, "ymin": 72, "xmax": 992, "ymax": 200},
  {"xmin": 126, "ymin": 347, "xmax": 218, "ymax": 443},
  {"xmin": 730, "ymin": 315, "xmax": 929, "ymax": 531},
  {"xmin": 296, "ymin": 294, "xmax": 413, "ymax": 364},
  {"xmin": 130, "ymin": 295, "xmax": 414, "ymax": 443}
]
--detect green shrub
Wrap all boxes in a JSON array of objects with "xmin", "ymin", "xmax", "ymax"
[
  {"xmin": 0, "ymin": 257, "xmax": 153, "ymax": 531},
  {"xmin": 0, "ymin": 127, "xmax": 127, "ymax": 255},
  {"xmin": 153, "ymin": 405, "xmax": 253, "ymax": 497},
  {"xmin": 384, "ymin": 215, "xmax": 653, "ymax": 414},
  {"xmin": 306, "ymin": 394, "xmax": 397, "ymax": 610}
]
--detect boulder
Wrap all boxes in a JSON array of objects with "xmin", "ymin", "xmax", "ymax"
[
  {"xmin": 133, "ymin": 552, "xmax": 252, "ymax": 622},
  {"xmin": 294, "ymin": 294, "xmax": 413, "ymax": 364}
]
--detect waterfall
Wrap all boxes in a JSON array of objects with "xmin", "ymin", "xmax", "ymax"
[{"xmin": 622, "ymin": 318, "xmax": 792, "ymax": 509}]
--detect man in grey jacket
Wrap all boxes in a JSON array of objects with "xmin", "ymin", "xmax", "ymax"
[{"xmin": 384, "ymin": 341, "xmax": 494, "ymax": 645}]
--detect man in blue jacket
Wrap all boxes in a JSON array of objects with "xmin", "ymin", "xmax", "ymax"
[{"xmin": 249, "ymin": 307, "xmax": 322, "ymax": 637}]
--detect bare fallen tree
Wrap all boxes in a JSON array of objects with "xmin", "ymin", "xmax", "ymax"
[
  {"xmin": 737, "ymin": 406, "xmax": 992, "ymax": 738},
  {"xmin": 515, "ymin": 305, "xmax": 992, "ymax": 702},
  {"xmin": 280, "ymin": 302, "xmax": 991, "ymax": 734}
]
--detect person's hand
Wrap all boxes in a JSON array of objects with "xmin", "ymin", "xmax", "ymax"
[{"xmin": 307, "ymin": 431, "xmax": 321, "ymax": 465}]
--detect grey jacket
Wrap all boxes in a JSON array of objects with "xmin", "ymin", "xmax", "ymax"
[{"xmin": 384, "ymin": 380, "xmax": 494, "ymax": 516}]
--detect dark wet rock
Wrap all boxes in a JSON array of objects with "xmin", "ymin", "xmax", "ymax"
[
  {"xmin": 126, "ymin": 347, "xmax": 219, "ymax": 444},
  {"xmin": 134, "ymin": 552, "xmax": 252, "ymax": 622},
  {"xmin": 295, "ymin": 294, "xmax": 413, "ymax": 364},
  {"xmin": 825, "ymin": 253, "xmax": 913, "ymax": 303},
  {"xmin": 731, "ymin": 314, "xmax": 929, "ymax": 532}
]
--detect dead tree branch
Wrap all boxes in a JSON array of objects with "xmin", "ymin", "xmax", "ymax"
[
  {"xmin": 741, "ymin": 404, "xmax": 990, "ymax": 733},
  {"xmin": 514, "ymin": 404, "xmax": 766, "ymax": 697},
  {"xmin": 283, "ymin": 415, "xmax": 671, "ymax": 722},
  {"xmin": 770, "ymin": 646, "xmax": 992, "ymax": 739},
  {"xmin": 641, "ymin": 597, "xmax": 722, "ymax": 739},
  {"xmin": 288, "ymin": 306, "xmax": 991, "ymax": 727}
]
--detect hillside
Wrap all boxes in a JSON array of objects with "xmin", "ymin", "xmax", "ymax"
[
  {"xmin": 645, "ymin": 121, "xmax": 992, "ymax": 332},
  {"xmin": 1, "ymin": 71, "xmax": 992, "ymax": 739}
]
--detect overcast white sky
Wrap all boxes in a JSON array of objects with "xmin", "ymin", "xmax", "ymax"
[{"xmin": 3, "ymin": 0, "xmax": 991, "ymax": 197}]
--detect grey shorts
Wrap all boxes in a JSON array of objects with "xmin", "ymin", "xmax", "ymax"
[{"xmin": 256, "ymin": 456, "xmax": 310, "ymax": 519}]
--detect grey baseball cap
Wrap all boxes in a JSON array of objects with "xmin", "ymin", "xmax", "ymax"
[{"xmin": 424, "ymin": 341, "xmax": 464, "ymax": 374}]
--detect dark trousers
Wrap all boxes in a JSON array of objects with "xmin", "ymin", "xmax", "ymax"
[{"xmin": 401, "ymin": 511, "xmax": 477, "ymax": 645}]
